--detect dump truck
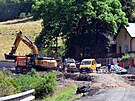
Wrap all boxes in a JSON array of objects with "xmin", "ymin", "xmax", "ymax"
[{"xmin": 4, "ymin": 31, "xmax": 57, "ymax": 73}]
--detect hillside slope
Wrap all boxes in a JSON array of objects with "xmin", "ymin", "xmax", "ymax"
[{"xmin": 0, "ymin": 17, "xmax": 42, "ymax": 60}]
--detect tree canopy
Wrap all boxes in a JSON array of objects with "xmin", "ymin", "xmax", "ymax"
[
  {"xmin": 120, "ymin": 0, "xmax": 135, "ymax": 22},
  {"xmin": 33, "ymin": 0, "xmax": 128, "ymax": 59},
  {"xmin": 0, "ymin": 0, "xmax": 33, "ymax": 4}
]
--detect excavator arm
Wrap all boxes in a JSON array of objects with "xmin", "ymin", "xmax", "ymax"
[{"xmin": 4, "ymin": 31, "xmax": 38, "ymax": 60}]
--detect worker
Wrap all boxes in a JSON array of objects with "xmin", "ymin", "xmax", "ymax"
[{"xmin": 107, "ymin": 64, "xmax": 111, "ymax": 73}]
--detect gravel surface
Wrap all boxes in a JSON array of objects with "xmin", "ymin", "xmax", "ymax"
[
  {"xmin": 75, "ymin": 87, "xmax": 135, "ymax": 101},
  {"xmin": 92, "ymin": 74, "xmax": 130, "ymax": 88},
  {"xmin": 74, "ymin": 73, "xmax": 135, "ymax": 101},
  {"xmin": 0, "ymin": 61, "xmax": 15, "ymax": 68}
]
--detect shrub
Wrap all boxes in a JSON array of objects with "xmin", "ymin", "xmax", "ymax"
[
  {"xmin": 27, "ymin": 12, "xmax": 31, "ymax": 17},
  {"xmin": 19, "ymin": 12, "xmax": 26, "ymax": 19},
  {"xmin": 0, "ymin": 70, "xmax": 16, "ymax": 97},
  {"xmin": 30, "ymin": 72, "xmax": 57, "ymax": 98},
  {"xmin": 0, "ymin": 69, "xmax": 57, "ymax": 99},
  {"xmin": 13, "ymin": 70, "xmax": 57, "ymax": 98}
]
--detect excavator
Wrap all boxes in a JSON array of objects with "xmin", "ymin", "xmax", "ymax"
[{"xmin": 4, "ymin": 31, "xmax": 57, "ymax": 73}]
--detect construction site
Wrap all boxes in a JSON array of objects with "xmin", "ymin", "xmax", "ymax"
[{"xmin": 0, "ymin": 14, "xmax": 135, "ymax": 101}]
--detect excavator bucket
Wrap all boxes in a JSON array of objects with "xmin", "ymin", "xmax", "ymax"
[{"xmin": 4, "ymin": 53, "xmax": 17, "ymax": 60}]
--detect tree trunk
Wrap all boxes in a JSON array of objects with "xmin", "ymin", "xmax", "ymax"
[{"xmin": 75, "ymin": 45, "xmax": 81, "ymax": 61}]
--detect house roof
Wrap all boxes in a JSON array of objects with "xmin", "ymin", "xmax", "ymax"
[
  {"xmin": 115, "ymin": 23, "xmax": 135, "ymax": 39},
  {"xmin": 124, "ymin": 23, "xmax": 135, "ymax": 37}
]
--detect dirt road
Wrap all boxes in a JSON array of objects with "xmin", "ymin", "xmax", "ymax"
[
  {"xmin": 75, "ymin": 87, "xmax": 135, "ymax": 101},
  {"xmin": 74, "ymin": 73, "xmax": 135, "ymax": 101}
]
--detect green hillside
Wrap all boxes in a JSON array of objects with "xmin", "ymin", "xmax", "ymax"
[{"xmin": 0, "ymin": 17, "xmax": 42, "ymax": 60}]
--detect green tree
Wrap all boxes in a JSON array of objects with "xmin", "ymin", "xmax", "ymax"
[
  {"xmin": 33, "ymin": 0, "xmax": 128, "ymax": 60},
  {"xmin": 120, "ymin": 0, "xmax": 135, "ymax": 22},
  {"xmin": 0, "ymin": 0, "xmax": 33, "ymax": 4}
]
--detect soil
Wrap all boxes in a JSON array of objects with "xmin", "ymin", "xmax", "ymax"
[
  {"xmin": 1, "ymin": 64, "xmax": 135, "ymax": 100},
  {"xmin": 57, "ymin": 72, "xmax": 135, "ymax": 100}
]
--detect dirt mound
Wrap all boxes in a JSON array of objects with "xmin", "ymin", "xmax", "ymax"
[{"xmin": 92, "ymin": 74, "xmax": 130, "ymax": 89}]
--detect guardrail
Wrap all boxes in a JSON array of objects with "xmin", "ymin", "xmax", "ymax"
[{"xmin": 0, "ymin": 89, "xmax": 35, "ymax": 101}]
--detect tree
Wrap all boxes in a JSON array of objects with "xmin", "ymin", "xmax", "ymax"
[
  {"xmin": 33, "ymin": 0, "xmax": 128, "ymax": 60},
  {"xmin": 120, "ymin": 0, "xmax": 135, "ymax": 22}
]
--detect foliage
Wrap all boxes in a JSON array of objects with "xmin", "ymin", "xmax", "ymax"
[
  {"xmin": 19, "ymin": 12, "xmax": 26, "ymax": 19},
  {"xmin": 27, "ymin": 12, "xmax": 31, "ymax": 17},
  {"xmin": 119, "ymin": 53, "xmax": 135, "ymax": 61},
  {"xmin": 19, "ymin": 12, "xmax": 31, "ymax": 19},
  {"xmin": 13, "ymin": 70, "xmax": 57, "ymax": 98},
  {"xmin": 0, "ymin": 69, "xmax": 57, "ymax": 99},
  {"xmin": 33, "ymin": 0, "xmax": 128, "ymax": 59},
  {"xmin": 0, "ymin": 70, "xmax": 16, "ymax": 97},
  {"xmin": 0, "ymin": 0, "xmax": 34, "ymax": 21},
  {"xmin": 120, "ymin": 0, "xmax": 135, "ymax": 22},
  {"xmin": 45, "ymin": 84, "xmax": 81, "ymax": 101},
  {"xmin": 0, "ymin": 0, "xmax": 33, "ymax": 4}
]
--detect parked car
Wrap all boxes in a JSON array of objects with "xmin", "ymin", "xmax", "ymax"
[
  {"xmin": 63, "ymin": 58, "xmax": 78, "ymax": 73},
  {"xmin": 115, "ymin": 66, "xmax": 127, "ymax": 74}
]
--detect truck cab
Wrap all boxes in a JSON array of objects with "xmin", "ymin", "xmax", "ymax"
[
  {"xmin": 80, "ymin": 59, "xmax": 97, "ymax": 73},
  {"xmin": 63, "ymin": 58, "xmax": 78, "ymax": 73}
]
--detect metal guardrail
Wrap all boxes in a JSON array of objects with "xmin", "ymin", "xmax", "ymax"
[{"xmin": 0, "ymin": 89, "xmax": 35, "ymax": 101}]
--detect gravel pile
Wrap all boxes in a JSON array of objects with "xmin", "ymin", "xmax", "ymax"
[{"xmin": 92, "ymin": 74, "xmax": 131, "ymax": 88}]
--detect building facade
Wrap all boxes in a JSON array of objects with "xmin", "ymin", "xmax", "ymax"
[{"xmin": 116, "ymin": 23, "xmax": 135, "ymax": 54}]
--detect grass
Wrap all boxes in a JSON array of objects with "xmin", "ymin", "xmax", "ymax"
[
  {"xmin": 44, "ymin": 84, "xmax": 82, "ymax": 101},
  {"xmin": 0, "ymin": 17, "xmax": 42, "ymax": 60}
]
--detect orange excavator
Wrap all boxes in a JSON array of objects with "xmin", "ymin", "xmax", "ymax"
[{"xmin": 4, "ymin": 31, "xmax": 57, "ymax": 73}]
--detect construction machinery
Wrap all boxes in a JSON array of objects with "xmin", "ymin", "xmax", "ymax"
[
  {"xmin": 63, "ymin": 58, "xmax": 78, "ymax": 73},
  {"xmin": 4, "ymin": 31, "xmax": 57, "ymax": 73}
]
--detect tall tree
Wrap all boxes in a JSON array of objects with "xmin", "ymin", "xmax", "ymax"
[
  {"xmin": 33, "ymin": 0, "xmax": 128, "ymax": 60},
  {"xmin": 120, "ymin": 0, "xmax": 135, "ymax": 22}
]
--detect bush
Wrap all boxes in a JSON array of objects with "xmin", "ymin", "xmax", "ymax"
[
  {"xmin": 19, "ymin": 12, "xmax": 26, "ymax": 19},
  {"xmin": 13, "ymin": 70, "xmax": 57, "ymax": 98},
  {"xmin": 0, "ymin": 70, "xmax": 16, "ymax": 97},
  {"xmin": 0, "ymin": 69, "xmax": 57, "ymax": 99},
  {"xmin": 30, "ymin": 71, "xmax": 57, "ymax": 98},
  {"xmin": 27, "ymin": 12, "xmax": 31, "ymax": 17}
]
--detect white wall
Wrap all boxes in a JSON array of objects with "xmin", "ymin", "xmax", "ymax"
[{"xmin": 116, "ymin": 27, "xmax": 131, "ymax": 53}]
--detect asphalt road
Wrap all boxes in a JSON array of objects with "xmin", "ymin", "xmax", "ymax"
[
  {"xmin": 0, "ymin": 61, "xmax": 15, "ymax": 68},
  {"xmin": 75, "ymin": 87, "xmax": 135, "ymax": 101}
]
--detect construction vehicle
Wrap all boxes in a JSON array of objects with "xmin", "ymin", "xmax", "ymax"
[
  {"xmin": 63, "ymin": 58, "xmax": 78, "ymax": 73},
  {"xmin": 4, "ymin": 31, "xmax": 57, "ymax": 73}
]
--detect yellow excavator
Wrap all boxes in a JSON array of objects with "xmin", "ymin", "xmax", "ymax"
[{"xmin": 4, "ymin": 31, "xmax": 57, "ymax": 73}]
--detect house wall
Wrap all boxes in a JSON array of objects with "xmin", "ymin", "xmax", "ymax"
[
  {"xmin": 131, "ymin": 38, "xmax": 135, "ymax": 51},
  {"xmin": 116, "ymin": 27, "xmax": 131, "ymax": 53}
]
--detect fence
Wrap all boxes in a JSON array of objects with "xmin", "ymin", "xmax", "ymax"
[{"xmin": 0, "ymin": 89, "xmax": 35, "ymax": 101}]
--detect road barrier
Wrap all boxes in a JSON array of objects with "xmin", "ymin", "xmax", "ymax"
[{"xmin": 0, "ymin": 89, "xmax": 35, "ymax": 101}]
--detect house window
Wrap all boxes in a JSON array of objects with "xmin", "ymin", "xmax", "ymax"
[
  {"xmin": 119, "ymin": 46, "xmax": 122, "ymax": 53},
  {"xmin": 125, "ymin": 45, "xmax": 128, "ymax": 53},
  {"xmin": 124, "ymin": 32, "xmax": 127, "ymax": 39}
]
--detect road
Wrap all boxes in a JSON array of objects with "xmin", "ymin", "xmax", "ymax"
[
  {"xmin": 75, "ymin": 87, "xmax": 135, "ymax": 101},
  {"xmin": 0, "ymin": 61, "xmax": 15, "ymax": 68}
]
